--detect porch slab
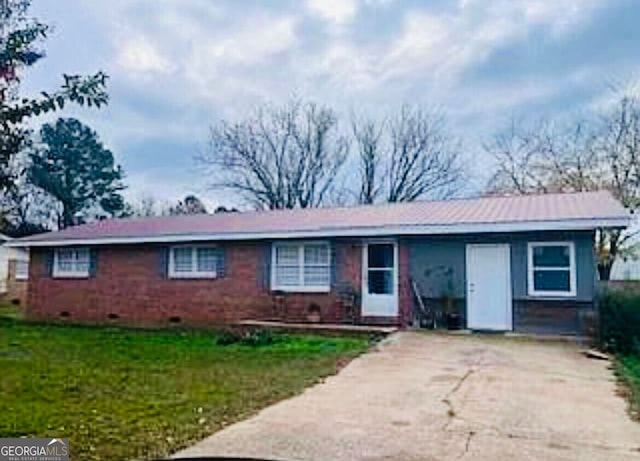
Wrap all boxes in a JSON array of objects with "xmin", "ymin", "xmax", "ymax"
[{"xmin": 235, "ymin": 320, "xmax": 398, "ymax": 335}]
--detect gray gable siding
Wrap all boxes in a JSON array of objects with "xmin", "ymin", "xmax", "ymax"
[{"xmin": 408, "ymin": 230, "xmax": 595, "ymax": 303}]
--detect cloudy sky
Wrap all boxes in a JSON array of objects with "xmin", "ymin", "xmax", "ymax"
[{"xmin": 23, "ymin": 0, "xmax": 640, "ymax": 209}]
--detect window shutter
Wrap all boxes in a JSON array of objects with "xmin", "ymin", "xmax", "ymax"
[
  {"xmin": 45, "ymin": 249, "xmax": 55, "ymax": 277},
  {"xmin": 216, "ymin": 247, "xmax": 226, "ymax": 278},
  {"xmin": 260, "ymin": 243, "xmax": 272, "ymax": 290},
  {"xmin": 330, "ymin": 241, "xmax": 339, "ymax": 289},
  {"xmin": 89, "ymin": 248, "xmax": 98, "ymax": 278},
  {"xmin": 158, "ymin": 247, "xmax": 169, "ymax": 278}
]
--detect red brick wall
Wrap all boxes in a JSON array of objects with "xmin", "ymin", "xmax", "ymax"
[
  {"xmin": 27, "ymin": 239, "xmax": 410, "ymax": 327},
  {"xmin": 398, "ymin": 240, "xmax": 412, "ymax": 326}
]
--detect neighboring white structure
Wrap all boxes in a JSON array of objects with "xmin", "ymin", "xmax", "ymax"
[
  {"xmin": 609, "ymin": 218, "xmax": 640, "ymax": 280},
  {"xmin": 610, "ymin": 255, "xmax": 640, "ymax": 280},
  {"xmin": 0, "ymin": 234, "xmax": 29, "ymax": 292}
]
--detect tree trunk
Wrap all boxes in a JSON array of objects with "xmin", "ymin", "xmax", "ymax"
[
  {"xmin": 61, "ymin": 206, "xmax": 74, "ymax": 229},
  {"xmin": 597, "ymin": 261, "xmax": 612, "ymax": 281}
]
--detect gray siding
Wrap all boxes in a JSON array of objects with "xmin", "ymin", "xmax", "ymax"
[{"xmin": 409, "ymin": 230, "xmax": 596, "ymax": 303}]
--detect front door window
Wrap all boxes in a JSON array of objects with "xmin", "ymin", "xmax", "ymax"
[{"xmin": 367, "ymin": 243, "xmax": 394, "ymax": 295}]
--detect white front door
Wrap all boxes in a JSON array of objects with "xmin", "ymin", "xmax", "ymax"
[
  {"xmin": 361, "ymin": 242, "xmax": 398, "ymax": 317},
  {"xmin": 466, "ymin": 244, "xmax": 512, "ymax": 331}
]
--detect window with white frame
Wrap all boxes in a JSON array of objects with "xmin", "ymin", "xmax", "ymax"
[
  {"xmin": 15, "ymin": 260, "xmax": 29, "ymax": 280},
  {"xmin": 527, "ymin": 242, "xmax": 576, "ymax": 297},
  {"xmin": 53, "ymin": 248, "xmax": 90, "ymax": 278},
  {"xmin": 169, "ymin": 246, "xmax": 218, "ymax": 278},
  {"xmin": 272, "ymin": 242, "xmax": 330, "ymax": 292}
]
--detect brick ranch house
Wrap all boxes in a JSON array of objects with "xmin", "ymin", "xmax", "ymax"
[{"xmin": 8, "ymin": 191, "xmax": 630, "ymax": 334}]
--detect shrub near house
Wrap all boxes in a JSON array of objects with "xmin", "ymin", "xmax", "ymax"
[
  {"xmin": 598, "ymin": 290, "xmax": 640, "ymax": 421},
  {"xmin": 599, "ymin": 290, "xmax": 640, "ymax": 355}
]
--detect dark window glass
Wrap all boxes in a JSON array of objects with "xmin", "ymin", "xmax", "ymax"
[
  {"xmin": 368, "ymin": 244, "xmax": 394, "ymax": 268},
  {"xmin": 533, "ymin": 245, "xmax": 570, "ymax": 268},
  {"xmin": 368, "ymin": 270, "xmax": 393, "ymax": 294},
  {"xmin": 533, "ymin": 270, "xmax": 570, "ymax": 292}
]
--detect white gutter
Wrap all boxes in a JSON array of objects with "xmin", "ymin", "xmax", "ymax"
[{"xmin": 5, "ymin": 216, "xmax": 631, "ymax": 247}]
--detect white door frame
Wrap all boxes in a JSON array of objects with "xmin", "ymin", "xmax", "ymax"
[
  {"xmin": 361, "ymin": 240, "xmax": 399, "ymax": 317},
  {"xmin": 465, "ymin": 243, "xmax": 513, "ymax": 331}
]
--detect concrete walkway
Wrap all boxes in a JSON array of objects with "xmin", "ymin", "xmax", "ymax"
[{"xmin": 174, "ymin": 332, "xmax": 640, "ymax": 461}]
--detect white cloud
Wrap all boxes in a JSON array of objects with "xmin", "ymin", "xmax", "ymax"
[
  {"xmin": 209, "ymin": 14, "xmax": 298, "ymax": 66},
  {"xmin": 30, "ymin": 0, "xmax": 626, "ymax": 205},
  {"xmin": 306, "ymin": 0, "xmax": 358, "ymax": 24},
  {"xmin": 97, "ymin": 0, "xmax": 609, "ymax": 115},
  {"xmin": 115, "ymin": 36, "xmax": 172, "ymax": 77}
]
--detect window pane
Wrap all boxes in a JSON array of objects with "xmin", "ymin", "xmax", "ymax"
[
  {"xmin": 304, "ymin": 244, "xmax": 329, "ymax": 265},
  {"xmin": 275, "ymin": 266, "xmax": 300, "ymax": 286},
  {"xmin": 533, "ymin": 269, "xmax": 570, "ymax": 292},
  {"xmin": 368, "ymin": 244, "xmax": 394, "ymax": 268},
  {"xmin": 368, "ymin": 269, "xmax": 393, "ymax": 294},
  {"xmin": 304, "ymin": 266, "xmax": 329, "ymax": 286},
  {"xmin": 533, "ymin": 245, "xmax": 570, "ymax": 268},
  {"xmin": 75, "ymin": 260, "xmax": 90, "ymax": 274},
  {"xmin": 74, "ymin": 249, "xmax": 90, "ymax": 273},
  {"xmin": 57, "ymin": 250, "xmax": 74, "ymax": 272},
  {"xmin": 16, "ymin": 260, "xmax": 29, "ymax": 279},
  {"xmin": 58, "ymin": 249, "xmax": 74, "ymax": 262},
  {"xmin": 173, "ymin": 247, "xmax": 193, "ymax": 272},
  {"xmin": 196, "ymin": 247, "xmax": 217, "ymax": 273},
  {"xmin": 276, "ymin": 246, "xmax": 298, "ymax": 265}
]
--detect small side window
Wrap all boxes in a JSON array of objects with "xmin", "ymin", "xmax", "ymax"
[
  {"xmin": 168, "ymin": 246, "xmax": 218, "ymax": 278},
  {"xmin": 53, "ymin": 248, "xmax": 90, "ymax": 278},
  {"xmin": 527, "ymin": 242, "xmax": 576, "ymax": 297},
  {"xmin": 15, "ymin": 260, "xmax": 29, "ymax": 280}
]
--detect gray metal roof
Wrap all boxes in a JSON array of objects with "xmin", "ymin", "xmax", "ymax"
[{"xmin": 10, "ymin": 190, "xmax": 631, "ymax": 247}]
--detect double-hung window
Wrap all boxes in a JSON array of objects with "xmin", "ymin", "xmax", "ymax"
[
  {"xmin": 15, "ymin": 260, "xmax": 29, "ymax": 280},
  {"xmin": 169, "ymin": 246, "xmax": 218, "ymax": 278},
  {"xmin": 527, "ymin": 242, "xmax": 576, "ymax": 297},
  {"xmin": 272, "ymin": 242, "xmax": 330, "ymax": 292},
  {"xmin": 53, "ymin": 248, "xmax": 90, "ymax": 278}
]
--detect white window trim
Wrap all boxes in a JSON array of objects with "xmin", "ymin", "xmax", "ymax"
[
  {"xmin": 168, "ymin": 245, "xmax": 218, "ymax": 279},
  {"xmin": 53, "ymin": 248, "xmax": 90, "ymax": 278},
  {"xmin": 527, "ymin": 241, "xmax": 576, "ymax": 297},
  {"xmin": 15, "ymin": 260, "xmax": 29, "ymax": 280},
  {"xmin": 271, "ymin": 241, "xmax": 331, "ymax": 293}
]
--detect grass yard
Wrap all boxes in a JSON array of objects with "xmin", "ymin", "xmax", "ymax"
[
  {"xmin": 0, "ymin": 316, "xmax": 370, "ymax": 461},
  {"xmin": 617, "ymin": 355, "xmax": 640, "ymax": 421}
]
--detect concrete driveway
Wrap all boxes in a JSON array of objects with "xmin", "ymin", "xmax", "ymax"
[{"xmin": 174, "ymin": 332, "xmax": 640, "ymax": 461}]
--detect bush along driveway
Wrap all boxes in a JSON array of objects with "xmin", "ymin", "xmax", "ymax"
[
  {"xmin": 599, "ymin": 289, "xmax": 640, "ymax": 422},
  {"xmin": 0, "ymin": 318, "xmax": 369, "ymax": 461}
]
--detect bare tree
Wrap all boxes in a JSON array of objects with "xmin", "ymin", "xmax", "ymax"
[
  {"xmin": 125, "ymin": 194, "xmax": 176, "ymax": 217},
  {"xmin": 486, "ymin": 118, "xmax": 602, "ymax": 194},
  {"xmin": 485, "ymin": 89, "xmax": 640, "ymax": 279},
  {"xmin": 592, "ymin": 94, "xmax": 640, "ymax": 279},
  {"xmin": 351, "ymin": 106, "xmax": 465, "ymax": 204},
  {"xmin": 352, "ymin": 117, "xmax": 384, "ymax": 204},
  {"xmin": 485, "ymin": 118, "xmax": 553, "ymax": 194},
  {"xmin": 201, "ymin": 99, "xmax": 349, "ymax": 210}
]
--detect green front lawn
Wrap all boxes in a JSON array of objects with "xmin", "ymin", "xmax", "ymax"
[
  {"xmin": 0, "ymin": 317, "xmax": 369, "ymax": 460},
  {"xmin": 617, "ymin": 355, "xmax": 640, "ymax": 421}
]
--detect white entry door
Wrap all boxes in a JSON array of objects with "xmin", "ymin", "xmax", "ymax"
[
  {"xmin": 466, "ymin": 244, "xmax": 512, "ymax": 331},
  {"xmin": 361, "ymin": 242, "xmax": 398, "ymax": 317}
]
